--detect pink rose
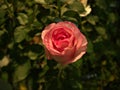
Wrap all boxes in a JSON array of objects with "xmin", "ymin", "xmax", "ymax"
[{"xmin": 41, "ymin": 21, "xmax": 87, "ymax": 65}]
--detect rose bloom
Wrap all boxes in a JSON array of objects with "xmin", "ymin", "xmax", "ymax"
[{"xmin": 41, "ymin": 21, "xmax": 87, "ymax": 65}]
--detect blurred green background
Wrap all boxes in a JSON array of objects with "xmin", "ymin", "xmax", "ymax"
[{"xmin": 0, "ymin": 0, "xmax": 120, "ymax": 90}]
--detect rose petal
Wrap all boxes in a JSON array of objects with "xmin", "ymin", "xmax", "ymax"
[
  {"xmin": 41, "ymin": 23, "xmax": 56, "ymax": 40},
  {"xmin": 52, "ymin": 46, "xmax": 75, "ymax": 65},
  {"xmin": 42, "ymin": 23, "xmax": 61, "ymax": 55},
  {"xmin": 73, "ymin": 35, "xmax": 88, "ymax": 62}
]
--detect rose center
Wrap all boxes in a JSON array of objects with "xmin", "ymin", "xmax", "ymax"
[{"xmin": 52, "ymin": 28, "xmax": 71, "ymax": 52}]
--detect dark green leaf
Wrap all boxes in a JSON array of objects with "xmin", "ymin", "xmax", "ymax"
[
  {"xmin": 44, "ymin": 0, "xmax": 54, "ymax": 4},
  {"xmin": 95, "ymin": 26, "xmax": 106, "ymax": 35},
  {"xmin": 96, "ymin": 0, "xmax": 108, "ymax": 10},
  {"xmin": 63, "ymin": 10, "xmax": 81, "ymax": 22},
  {"xmin": 0, "ymin": 10, "xmax": 6, "ymax": 25},
  {"xmin": 87, "ymin": 41, "xmax": 94, "ymax": 53},
  {"xmin": 14, "ymin": 26, "xmax": 29, "ymax": 43},
  {"xmin": 17, "ymin": 13, "xmax": 28, "ymax": 25},
  {"xmin": 13, "ymin": 61, "xmax": 31, "ymax": 83},
  {"xmin": 68, "ymin": 1, "xmax": 85, "ymax": 13},
  {"xmin": 87, "ymin": 16, "xmax": 99, "ymax": 25},
  {"xmin": 0, "ymin": 79, "xmax": 12, "ymax": 90}
]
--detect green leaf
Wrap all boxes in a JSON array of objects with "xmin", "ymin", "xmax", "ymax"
[
  {"xmin": 0, "ymin": 9, "xmax": 6, "ymax": 25},
  {"xmin": 0, "ymin": 79, "xmax": 12, "ymax": 90},
  {"xmin": 96, "ymin": 0, "xmax": 108, "ymax": 10},
  {"xmin": 39, "ymin": 65, "xmax": 49, "ymax": 78},
  {"xmin": 60, "ymin": 0, "xmax": 74, "ymax": 3},
  {"xmin": 35, "ymin": 0, "xmax": 46, "ymax": 4},
  {"xmin": 95, "ymin": 26, "xmax": 106, "ymax": 35},
  {"xmin": 14, "ymin": 26, "xmax": 29, "ymax": 43},
  {"xmin": 1, "ymin": 72, "xmax": 8, "ymax": 81},
  {"xmin": 63, "ymin": 10, "xmax": 81, "ymax": 22},
  {"xmin": 7, "ymin": 42, "xmax": 14, "ymax": 49},
  {"xmin": 36, "ymin": 6, "xmax": 50, "ymax": 22},
  {"xmin": 72, "ymin": 81, "xmax": 82, "ymax": 89},
  {"xmin": 44, "ymin": 0, "xmax": 54, "ymax": 4},
  {"xmin": 0, "ymin": 30, "xmax": 5, "ymax": 36},
  {"xmin": 87, "ymin": 41, "xmax": 94, "ymax": 53},
  {"xmin": 27, "ymin": 51, "xmax": 38, "ymax": 60},
  {"xmin": 72, "ymin": 59, "xmax": 83, "ymax": 68},
  {"xmin": 68, "ymin": 0, "xmax": 85, "ymax": 13},
  {"xmin": 87, "ymin": 16, "xmax": 99, "ymax": 25},
  {"xmin": 0, "ymin": 9, "xmax": 6, "ymax": 19},
  {"xmin": 17, "ymin": 13, "xmax": 28, "ymax": 25},
  {"xmin": 108, "ymin": 13, "xmax": 117, "ymax": 24},
  {"xmin": 13, "ymin": 61, "xmax": 31, "ymax": 83}
]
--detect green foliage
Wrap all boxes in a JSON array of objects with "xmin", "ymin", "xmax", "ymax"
[
  {"xmin": 68, "ymin": 0, "xmax": 85, "ymax": 13},
  {"xmin": 13, "ymin": 61, "xmax": 31, "ymax": 83},
  {"xmin": 0, "ymin": 0, "xmax": 120, "ymax": 90},
  {"xmin": 14, "ymin": 26, "xmax": 30, "ymax": 43}
]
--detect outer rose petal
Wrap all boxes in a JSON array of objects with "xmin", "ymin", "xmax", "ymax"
[
  {"xmin": 52, "ymin": 46, "xmax": 75, "ymax": 65},
  {"xmin": 73, "ymin": 34, "xmax": 88, "ymax": 62},
  {"xmin": 42, "ymin": 23, "xmax": 61, "ymax": 55},
  {"xmin": 41, "ymin": 23, "xmax": 55, "ymax": 40}
]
